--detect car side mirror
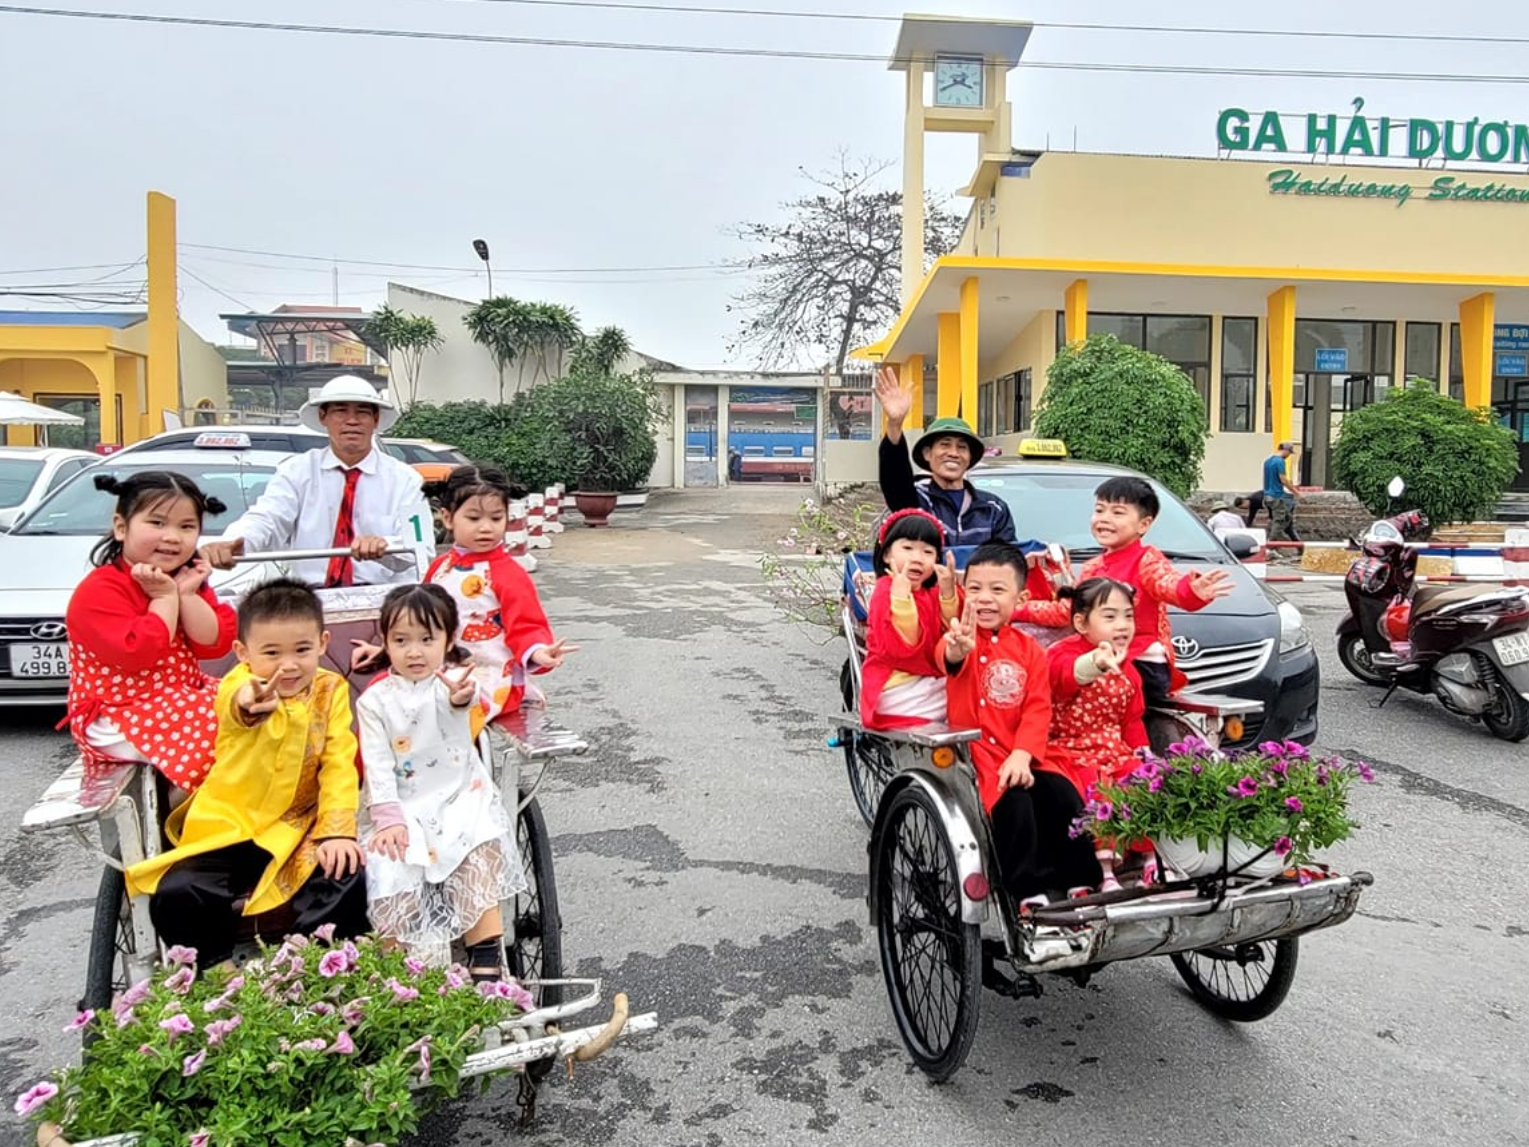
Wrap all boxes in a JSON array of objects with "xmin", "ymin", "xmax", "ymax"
[{"xmin": 1223, "ymin": 533, "xmax": 1258, "ymax": 558}]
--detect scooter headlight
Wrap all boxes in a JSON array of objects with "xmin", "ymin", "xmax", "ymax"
[{"xmin": 1278, "ymin": 600, "xmax": 1312, "ymax": 654}]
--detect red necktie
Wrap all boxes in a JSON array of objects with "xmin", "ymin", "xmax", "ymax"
[{"xmin": 324, "ymin": 467, "xmax": 362, "ymax": 588}]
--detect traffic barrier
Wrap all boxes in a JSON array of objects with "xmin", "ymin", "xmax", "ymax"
[
  {"xmin": 544, "ymin": 485, "xmax": 564, "ymax": 533},
  {"xmin": 507, "ymin": 500, "xmax": 538, "ymax": 573},
  {"xmin": 526, "ymin": 493, "xmax": 552, "ymax": 550}
]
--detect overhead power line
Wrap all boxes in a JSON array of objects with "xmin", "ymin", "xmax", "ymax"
[
  {"xmin": 2, "ymin": 5, "xmax": 1527, "ymax": 83},
  {"xmin": 182, "ymin": 242, "xmax": 743, "ymax": 275}
]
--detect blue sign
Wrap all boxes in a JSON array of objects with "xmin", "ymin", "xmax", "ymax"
[
  {"xmin": 1314, "ymin": 347, "xmax": 1349, "ymax": 372},
  {"xmin": 1497, "ymin": 353, "xmax": 1529, "ymax": 377},
  {"xmin": 1496, "ymin": 324, "xmax": 1529, "ymax": 353}
]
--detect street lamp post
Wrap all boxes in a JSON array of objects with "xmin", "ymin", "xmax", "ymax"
[{"xmin": 471, "ymin": 238, "xmax": 503, "ymax": 399}]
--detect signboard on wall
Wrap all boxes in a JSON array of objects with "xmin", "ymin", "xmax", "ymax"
[
  {"xmin": 1496, "ymin": 324, "xmax": 1529, "ymax": 353},
  {"xmin": 1497, "ymin": 353, "xmax": 1529, "ymax": 377},
  {"xmin": 1314, "ymin": 347, "xmax": 1350, "ymax": 373}
]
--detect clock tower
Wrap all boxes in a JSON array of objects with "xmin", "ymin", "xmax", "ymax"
[{"xmin": 890, "ymin": 14, "xmax": 1033, "ymax": 306}]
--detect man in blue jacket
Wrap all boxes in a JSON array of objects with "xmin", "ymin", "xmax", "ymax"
[{"xmin": 874, "ymin": 365, "xmax": 1027, "ymax": 548}]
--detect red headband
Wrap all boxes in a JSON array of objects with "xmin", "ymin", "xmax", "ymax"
[{"xmin": 877, "ymin": 507, "xmax": 945, "ymax": 545}]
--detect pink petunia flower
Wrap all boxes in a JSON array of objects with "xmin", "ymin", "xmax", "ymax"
[
  {"xmin": 342, "ymin": 998, "xmax": 368, "ymax": 1025},
  {"xmin": 1357, "ymin": 762, "xmax": 1376, "ymax": 783},
  {"xmin": 385, "ymin": 977, "xmax": 419, "ymax": 1002},
  {"xmin": 312, "ymin": 923, "xmax": 338, "ymax": 943},
  {"xmin": 137, "ymin": 1043, "xmax": 158, "ymax": 1056},
  {"xmin": 294, "ymin": 1038, "xmax": 327, "ymax": 1052},
  {"xmin": 116, "ymin": 1007, "xmax": 135, "ymax": 1029},
  {"xmin": 13, "ymin": 1081, "xmax": 58, "ymax": 1117},
  {"xmin": 164, "ymin": 966, "xmax": 197, "ymax": 995},
  {"xmin": 318, "ymin": 950, "xmax": 353, "ymax": 978},
  {"xmin": 159, "ymin": 1013, "xmax": 195, "ymax": 1041},
  {"xmin": 205, "ymin": 1016, "xmax": 243, "ymax": 1046},
  {"xmin": 1284, "ymin": 797, "xmax": 1304, "ymax": 812},
  {"xmin": 119, "ymin": 979, "xmax": 152, "ymax": 1008},
  {"xmin": 1274, "ymin": 836, "xmax": 1294, "ymax": 856},
  {"xmin": 404, "ymin": 956, "xmax": 427, "ymax": 976},
  {"xmin": 182, "ymin": 1050, "xmax": 206, "ymax": 1077},
  {"xmin": 327, "ymin": 1031, "xmax": 356, "ymax": 1055},
  {"xmin": 164, "ymin": 945, "xmax": 198, "ymax": 967},
  {"xmin": 63, "ymin": 1009, "xmax": 95, "ymax": 1033},
  {"xmin": 189, "ymin": 1131, "xmax": 211, "ymax": 1147}
]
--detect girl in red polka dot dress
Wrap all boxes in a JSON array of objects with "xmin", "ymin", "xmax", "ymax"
[
  {"xmin": 1045, "ymin": 577, "xmax": 1155, "ymax": 892},
  {"xmin": 63, "ymin": 472, "xmax": 236, "ymax": 792}
]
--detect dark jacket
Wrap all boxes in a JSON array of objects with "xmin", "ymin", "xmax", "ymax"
[{"xmin": 879, "ymin": 435, "xmax": 1038, "ymax": 551}]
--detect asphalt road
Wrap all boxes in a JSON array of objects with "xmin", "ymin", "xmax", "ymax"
[{"xmin": 3, "ymin": 488, "xmax": 1526, "ymax": 1147}]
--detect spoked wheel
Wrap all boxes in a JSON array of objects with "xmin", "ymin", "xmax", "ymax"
[
  {"xmin": 505, "ymin": 794, "xmax": 563, "ymax": 1081},
  {"xmin": 1169, "ymin": 937, "xmax": 1299, "ymax": 1022},
  {"xmin": 840, "ymin": 658, "xmax": 896, "ymax": 828},
  {"xmin": 872, "ymin": 784, "xmax": 981, "ymax": 1081},
  {"xmin": 1337, "ymin": 632, "xmax": 1388, "ymax": 686},
  {"xmin": 81, "ymin": 861, "xmax": 136, "ymax": 1050},
  {"xmin": 1479, "ymin": 656, "xmax": 1529, "ymax": 742}
]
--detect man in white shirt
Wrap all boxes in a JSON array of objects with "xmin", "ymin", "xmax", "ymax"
[{"xmin": 203, "ymin": 376, "xmax": 433, "ymax": 586}]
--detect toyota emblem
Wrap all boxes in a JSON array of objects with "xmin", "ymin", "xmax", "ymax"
[
  {"xmin": 29, "ymin": 620, "xmax": 67, "ymax": 641},
  {"xmin": 1171, "ymin": 635, "xmax": 1201, "ymax": 662}
]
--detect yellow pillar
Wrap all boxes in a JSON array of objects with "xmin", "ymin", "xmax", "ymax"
[
  {"xmin": 1459, "ymin": 292, "xmax": 1496, "ymax": 409},
  {"xmin": 936, "ymin": 313, "xmax": 961, "ymax": 419},
  {"xmin": 146, "ymin": 191, "xmax": 180, "ymax": 437},
  {"xmin": 1063, "ymin": 279, "xmax": 1089, "ymax": 346},
  {"xmin": 93, "ymin": 354, "xmax": 119, "ymax": 445},
  {"xmin": 959, "ymin": 277, "xmax": 979, "ymax": 426},
  {"xmin": 1267, "ymin": 286, "xmax": 1297, "ymax": 452},
  {"xmin": 903, "ymin": 353, "xmax": 924, "ymax": 431}
]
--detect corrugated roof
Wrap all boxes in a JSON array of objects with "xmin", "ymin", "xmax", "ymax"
[{"xmin": 0, "ymin": 310, "xmax": 145, "ymax": 329}]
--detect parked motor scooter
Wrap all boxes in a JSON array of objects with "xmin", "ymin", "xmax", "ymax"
[{"xmin": 1335, "ymin": 478, "xmax": 1529, "ymax": 741}]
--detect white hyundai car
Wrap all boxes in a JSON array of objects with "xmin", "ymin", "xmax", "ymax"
[{"xmin": 0, "ymin": 446, "xmax": 99, "ymax": 532}]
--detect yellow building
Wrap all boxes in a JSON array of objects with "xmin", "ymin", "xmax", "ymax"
[
  {"xmin": 0, "ymin": 192, "xmax": 228, "ymax": 447},
  {"xmin": 858, "ymin": 15, "xmax": 1529, "ymax": 493}
]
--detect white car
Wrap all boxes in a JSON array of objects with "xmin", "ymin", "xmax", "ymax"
[
  {"xmin": 0, "ymin": 446, "xmax": 289, "ymax": 707},
  {"xmin": 0, "ymin": 446, "xmax": 98, "ymax": 532}
]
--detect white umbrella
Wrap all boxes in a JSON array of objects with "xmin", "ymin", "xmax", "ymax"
[{"xmin": 0, "ymin": 391, "xmax": 85, "ymax": 447}]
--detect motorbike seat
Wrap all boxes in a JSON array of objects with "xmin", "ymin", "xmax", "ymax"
[{"xmin": 1411, "ymin": 584, "xmax": 1491, "ymax": 617}]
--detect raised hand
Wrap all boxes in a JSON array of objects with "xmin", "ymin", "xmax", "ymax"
[
  {"xmin": 1190, "ymin": 567, "xmax": 1234, "ymax": 602},
  {"xmin": 437, "ymin": 663, "xmax": 477, "ymax": 707},
  {"xmin": 945, "ymin": 600, "xmax": 977, "ymax": 662},
  {"xmin": 201, "ymin": 537, "xmax": 245, "ymax": 570},
  {"xmin": 888, "ymin": 553, "xmax": 914, "ymax": 597},
  {"xmin": 368, "ymin": 825, "xmax": 409, "ymax": 863},
  {"xmin": 1092, "ymin": 641, "xmax": 1122, "ymax": 674},
  {"xmin": 174, "ymin": 557, "xmax": 211, "ymax": 597},
  {"xmin": 130, "ymin": 563, "xmax": 178, "ymax": 600},
  {"xmin": 933, "ymin": 551, "xmax": 958, "ymax": 599},
  {"xmin": 236, "ymin": 675, "xmax": 281, "ymax": 719},
  {"xmin": 350, "ymin": 639, "xmax": 383, "ymax": 672},
  {"xmin": 874, "ymin": 365, "xmax": 913, "ymax": 428},
  {"xmin": 530, "ymin": 637, "xmax": 581, "ymax": 671}
]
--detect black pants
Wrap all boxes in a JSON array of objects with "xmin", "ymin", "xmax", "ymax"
[
  {"xmin": 1243, "ymin": 491, "xmax": 1265, "ymax": 527},
  {"xmin": 150, "ymin": 841, "xmax": 369, "ymax": 967},
  {"xmin": 989, "ymin": 772, "xmax": 1103, "ymax": 900},
  {"xmin": 1135, "ymin": 658, "xmax": 1174, "ymax": 707}
]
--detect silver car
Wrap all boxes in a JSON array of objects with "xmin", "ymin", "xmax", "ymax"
[{"xmin": 0, "ymin": 446, "xmax": 99, "ymax": 531}]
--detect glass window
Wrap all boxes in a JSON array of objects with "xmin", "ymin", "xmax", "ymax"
[
  {"xmin": 1221, "ymin": 376, "xmax": 1255, "ymax": 433},
  {"xmin": 976, "ymin": 381, "xmax": 995, "ymax": 436},
  {"xmin": 0, "ymin": 458, "xmax": 45, "ymax": 508},
  {"xmin": 1146, "ymin": 316, "xmax": 1211, "ymax": 363},
  {"xmin": 1449, "ymin": 323, "xmax": 1465, "ymax": 401},
  {"xmin": 1015, "ymin": 369, "xmax": 1032, "ymax": 432},
  {"xmin": 1295, "ymin": 319, "xmax": 1395, "ymax": 375},
  {"xmin": 1221, "ymin": 318, "xmax": 1257, "ymax": 433},
  {"xmin": 1222, "ymin": 318, "xmax": 1257, "ymax": 374},
  {"xmin": 46, "ymin": 459, "xmax": 88, "ymax": 493},
  {"xmin": 993, "ymin": 374, "xmax": 1014, "ymax": 435},
  {"xmin": 1088, "ymin": 314, "xmax": 1144, "ymax": 347},
  {"xmin": 15, "ymin": 462, "xmax": 274, "ymax": 536},
  {"xmin": 825, "ymin": 389, "xmax": 873, "ymax": 440},
  {"xmin": 1405, "ymin": 322, "xmax": 1441, "ymax": 384}
]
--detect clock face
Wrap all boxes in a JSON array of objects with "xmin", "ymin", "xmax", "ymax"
[{"xmin": 933, "ymin": 57, "xmax": 983, "ymax": 108}]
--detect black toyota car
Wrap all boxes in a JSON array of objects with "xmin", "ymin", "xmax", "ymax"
[{"xmin": 969, "ymin": 456, "xmax": 1318, "ymax": 748}]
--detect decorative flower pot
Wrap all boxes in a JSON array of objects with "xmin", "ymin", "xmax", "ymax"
[
  {"xmin": 1154, "ymin": 835, "xmax": 1287, "ymax": 879},
  {"xmin": 572, "ymin": 491, "xmax": 618, "ymax": 528}
]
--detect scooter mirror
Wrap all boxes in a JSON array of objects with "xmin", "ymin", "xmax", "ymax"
[
  {"xmin": 1387, "ymin": 476, "xmax": 1406, "ymax": 498},
  {"xmin": 1223, "ymin": 533, "xmax": 1258, "ymax": 558}
]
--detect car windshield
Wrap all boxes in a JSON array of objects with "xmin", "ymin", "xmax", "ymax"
[
  {"xmin": 13, "ymin": 461, "xmax": 274, "ymax": 536},
  {"xmin": 0, "ymin": 458, "xmax": 45, "ymax": 508},
  {"xmin": 971, "ymin": 470, "xmax": 1228, "ymax": 559}
]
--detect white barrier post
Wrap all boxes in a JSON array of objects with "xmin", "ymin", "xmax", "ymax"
[
  {"xmin": 506, "ymin": 499, "xmax": 537, "ymax": 573},
  {"xmin": 526, "ymin": 492, "xmax": 551, "ymax": 550},
  {"xmin": 1506, "ymin": 528, "xmax": 1529, "ymax": 586},
  {"xmin": 543, "ymin": 485, "xmax": 564, "ymax": 533}
]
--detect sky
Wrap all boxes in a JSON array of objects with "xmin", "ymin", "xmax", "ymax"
[{"xmin": 2, "ymin": 0, "xmax": 1526, "ymax": 368}]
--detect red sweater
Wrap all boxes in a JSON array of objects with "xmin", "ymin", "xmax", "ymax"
[{"xmin": 938, "ymin": 623, "xmax": 1052, "ymax": 814}]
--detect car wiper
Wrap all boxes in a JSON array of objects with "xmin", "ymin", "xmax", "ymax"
[
  {"xmin": 1064, "ymin": 545, "xmax": 1104, "ymax": 558},
  {"xmin": 1158, "ymin": 549, "xmax": 1225, "ymax": 563}
]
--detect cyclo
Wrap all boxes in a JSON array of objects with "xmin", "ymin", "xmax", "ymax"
[
  {"xmin": 831, "ymin": 544, "xmax": 1373, "ymax": 1081},
  {"xmin": 22, "ymin": 543, "xmax": 655, "ymax": 1120}
]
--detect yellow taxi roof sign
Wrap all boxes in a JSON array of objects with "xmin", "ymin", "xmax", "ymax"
[{"xmin": 1017, "ymin": 438, "xmax": 1068, "ymax": 458}]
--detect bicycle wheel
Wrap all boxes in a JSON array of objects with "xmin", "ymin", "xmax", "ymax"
[
  {"xmin": 871, "ymin": 784, "xmax": 981, "ymax": 1082},
  {"xmin": 840, "ymin": 658, "xmax": 895, "ymax": 828},
  {"xmin": 81, "ymin": 861, "xmax": 136, "ymax": 1050},
  {"xmin": 1170, "ymin": 937, "xmax": 1298, "ymax": 1022}
]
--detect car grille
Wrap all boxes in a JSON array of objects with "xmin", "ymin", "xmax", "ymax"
[
  {"xmin": 0, "ymin": 616, "xmax": 68, "ymax": 681},
  {"xmin": 1178, "ymin": 638, "xmax": 1274, "ymax": 692}
]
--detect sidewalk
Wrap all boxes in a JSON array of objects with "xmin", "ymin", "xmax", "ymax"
[{"xmin": 551, "ymin": 486, "xmax": 808, "ymax": 566}]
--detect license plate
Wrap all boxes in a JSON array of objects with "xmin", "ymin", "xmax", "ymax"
[
  {"xmin": 1493, "ymin": 632, "xmax": 1529, "ymax": 667},
  {"xmin": 9, "ymin": 642, "xmax": 69, "ymax": 677}
]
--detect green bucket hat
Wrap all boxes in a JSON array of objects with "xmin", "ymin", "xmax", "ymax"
[{"xmin": 913, "ymin": 418, "xmax": 985, "ymax": 472}]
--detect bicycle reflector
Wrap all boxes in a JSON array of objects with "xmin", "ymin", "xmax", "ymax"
[
  {"xmin": 962, "ymin": 872, "xmax": 991, "ymax": 901},
  {"xmin": 1223, "ymin": 716, "xmax": 1245, "ymax": 743},
  {"xmin": 931, "ymin": 746, "xmax": 956, "ymax": 768}
]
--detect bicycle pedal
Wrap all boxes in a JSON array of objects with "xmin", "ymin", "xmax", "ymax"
[{"xmin": 982, "ymin": 958, "xmax": 1043, "ymax": 1000}]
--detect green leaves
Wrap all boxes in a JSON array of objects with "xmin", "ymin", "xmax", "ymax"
[
  {"xmin": 369, "ymin": 305, "xmax": 443, "ymax": 410},
  {"xmin": 1331, "ymin": 385, "xmax": 1518, "ymax": 525},
  {"xmin": 1033, "ymin": 335, "xmax": 1209, "ymax": 498}
]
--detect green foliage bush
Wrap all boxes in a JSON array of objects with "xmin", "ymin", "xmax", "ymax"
[
  {"xmin": 392, "ymin": 370, "xmax": 662, "ymax": 492},
  {"xmin": 1331, "ymin": 385, "xmax": 1518, "ymax": 525},
  {"xmin": 1032, "ymin": 335, "xmax": 1208, "ymax": 497}
]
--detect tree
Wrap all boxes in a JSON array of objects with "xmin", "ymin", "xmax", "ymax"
[
  {"xmin": 1331, "ymin": 385, "xmax": 1518, "ymax": 525},
  {"xmin": 1033, "ymin": 335, "xmax": 1209, "ymax": 498},
  {"xmin": 571, "ymin": 325, "xmax": 633, "ymax": 376},
  {"xmin": 524, "ymin": 302, "xmax": 582, "ymax": 383},
  {"xmin": 463, "ymin": 297, "xmax": 525, "ymax": 402},
  {"xmin": 369, "ymin": 304, "xmax": 442, "ymax": 410},
  {"xmin": 727, "ymin": 153, "xmax": 963, "ymax": 372}
]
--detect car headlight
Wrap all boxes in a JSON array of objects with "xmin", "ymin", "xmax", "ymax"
[{"xmin": 1277, "ymin": 600, "xmax": 1311, "ymax": 653}]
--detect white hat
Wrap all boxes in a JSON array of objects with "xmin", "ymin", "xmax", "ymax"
[{"xmin": 298, "ymin": 375, "xmax": 397, "ymax": 434}]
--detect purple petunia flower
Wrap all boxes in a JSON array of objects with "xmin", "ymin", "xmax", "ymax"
[
  {"xmin": 404, "ymin": 956, "xmax": 427, "ymax": 976},
  {"xmin": 1147, "ymin": 776, "xmax": 1164, "ymax": 793},
  {"xmin": 13, "ymin": 1081, "xmax": 58, "ymax": 1117},
  {"xmin": 119, "ymin": 979, "xmax": 152, "ymax": 1008},
  {"xmin": 164, "ymin": 945, "xmax": 198, "ymax": 967},
  {"xmin": 205, "ymin": 1016, "xmax": 243, "ymax": 1046},
  {"xmin": 189, "ymin": 1131, "xmax": 211, "ymax": 1147},
  {"xmin": 164, "ymin": 966, "xmax": 196, "ymax": 995},
  {"xmin": 159, "ymin": 1013, "xmax": 194, "ymax": 1041},
  {"xmin": 386, "ymin": 977, "xmax": 419, "ymax": 1002},
  {"xmin": 312, "ymin": 923, "xmax": 338, "ymax": 943},
  {"xmin": 1282, "ymin": 740, "xmax": 1310, "ymax": 759},
  {"xmin": 1094, "ymin": 800, "xmax": 1114, "ymax": 822},
  {"xmin": 1285, "ymin": 796, "xmax": 1304, "ymax": 812},
  {"xmin": 182, "ymin": 1050, "xmax": 206, "ymax": 1077},
  {"xmin": 1357, "ymin": 762, "xmax": 1376, "ymax": 783},
  {"xmin": 342, "ymin": 998, "xmax": 368, "ymax": 1025},
  {"xmin": 1274, "ymin": 836, "xmax": 1294, "ymax": 856},
  {"xmin": 63, "ymin": 1009, "xmax": 95, "ymax": 1033},
  {"xmin": 327, "ymin": 1031, "xmax": 356, "ymax": 1055},
  {"xmin": 318, "ymin": 949, "xmax": 353, "ymax": 979},
  {"xmin": 116, "ymin": 1007, "xmax": 135, "ymax": 1029},
  {"xmin": 1229, "ymin": 776, "xmax": 1260, "ymax": 798}
]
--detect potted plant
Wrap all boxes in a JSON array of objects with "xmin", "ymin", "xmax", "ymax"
[
  {"xmin": 13, "ymin": 929, "xmax": 532, "ymax": 1147},
  {"xmin": 1074, "ymin": 738, "xmax": 1376, "ymax": 879},
  {"xmin": 539, "ymin": 369, "xmax": 660, "ymax": 529}
]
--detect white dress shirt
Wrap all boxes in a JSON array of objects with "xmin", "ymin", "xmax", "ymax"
[{"xmin": 225, "ymin": 445, "xmax": 434, "ymax": 586}]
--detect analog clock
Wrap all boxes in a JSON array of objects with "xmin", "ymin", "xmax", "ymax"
[{"xmin": 933, "ymin": 56, "xmax": 984, "ymax": 108}]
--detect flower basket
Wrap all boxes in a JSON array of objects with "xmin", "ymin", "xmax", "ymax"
[{"xmin": 1075, "ymin": 738, "xmax": 1376, "ymax": 876}]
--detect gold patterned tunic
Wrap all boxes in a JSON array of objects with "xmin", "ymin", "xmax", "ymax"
[{"xmin": 125, "ymin": 664, "xmax": 360, "ymax": 916}]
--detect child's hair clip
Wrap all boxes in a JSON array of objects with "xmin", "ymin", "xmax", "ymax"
[{"xmin": 876, "ymin": 507, "xmax": 945, "ymax": 545}]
